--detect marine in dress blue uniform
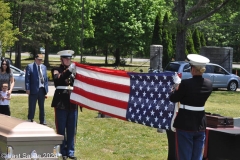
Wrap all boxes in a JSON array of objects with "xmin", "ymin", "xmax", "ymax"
[
  {"xmin": 170, "ymin": 54, "xmax": 213, "ymax": 160},
  {"xmin": 51, "ymin": 50, "xmax": 78, "ymax": 160}
]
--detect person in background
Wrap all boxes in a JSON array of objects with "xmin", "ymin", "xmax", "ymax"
[
  {"xmin": 51, "ymin": 50, "xmax": 78, "ymax": 160},
  {"xmin": 0, "ymin": 58, "xmax": 15, "ymax": 97},
  {"xmin": 25, "ymin": 54, "xmax": 48, "ymax": 125},
  {"xmin": 170, "ymin": 54, "xmax": 213, "ymax": 160},
  {"xmin": 0, "ymin": 83, "xmax": 11, "ymax": 116}
]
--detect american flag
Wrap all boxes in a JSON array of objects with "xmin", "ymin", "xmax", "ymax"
[{"xmin": 70, "ymin": 63, "xmax": 176, "ymax": 130}]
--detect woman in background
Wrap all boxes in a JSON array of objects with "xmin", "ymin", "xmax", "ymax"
[{"xmin": 0, "ymin": 58, "xmax": 15, "ymax": 102}]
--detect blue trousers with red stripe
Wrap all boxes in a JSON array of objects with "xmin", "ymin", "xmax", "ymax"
[
  {"xmin": 55, "ymin": 108, "xmax": 78, "ymax": 157},
  {"xmin": 175, "ymin": 129, "xmax": 205, "ymax": 160}
]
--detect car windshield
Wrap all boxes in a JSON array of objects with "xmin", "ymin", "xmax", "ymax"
[{"xmin": 165, "ymin": 63, "xmax": 180, "ymax": 72}]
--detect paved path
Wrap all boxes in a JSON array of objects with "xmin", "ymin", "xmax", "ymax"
[
  {"xmin": 233, "ymin": 64, "xmax": 240, "ymax": 68},
  {"xmin": 10, "ymin": 52, "xmax": 240, "ymax": 67}
]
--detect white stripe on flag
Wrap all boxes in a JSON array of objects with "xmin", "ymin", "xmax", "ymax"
[
  {"xmin": 71, "ymin": 92, "xmax": 127, "ymax": 118},
  {"xmin": 76, "ymin": 66, "xmax": 130, "ymax": 86},
  {"xmin": 74, "ymin": 79, "xmax": 129, "ymax": 102}
]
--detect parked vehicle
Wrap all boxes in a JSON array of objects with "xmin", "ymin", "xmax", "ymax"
[
  {"xmin": 0, "ymin": 63, "xmax": 25, "ymax": 91},
  {"xmin": 40, "ymin": 47, "xmax": 45, "ymax": 54},
  {"xmin": 10, "ymin": 65, "xmax": 25, "ymax": 91},
  {"xmin": 164, "ymin": 61, "xmax": 240, "ymax": 91}
]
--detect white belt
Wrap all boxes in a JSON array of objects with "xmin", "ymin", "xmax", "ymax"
[
  {"xmin": 56, "ymin": 86, "xmax": 73, "ymax": 90},
  {"xmin": 179, "ymin": 104, "xmax": 204, "ymax": 111}
]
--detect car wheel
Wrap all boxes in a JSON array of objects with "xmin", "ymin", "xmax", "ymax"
[{"xmin": 227, "ymin": 81, "xmax": 238, "ymax": 91}]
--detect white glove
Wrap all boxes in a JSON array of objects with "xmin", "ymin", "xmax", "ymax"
[
  {"xmin": 69, "ymin": 63, "xmax": 76, "ymax": 74},
  {"xmin": 173, "ymin": 72, "xmax": 181, "ymax": 84}
]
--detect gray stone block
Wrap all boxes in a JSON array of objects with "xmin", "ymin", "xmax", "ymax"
[
  {"xmin": 150, "ymin": 45, "xmax": 163, "ymax": 72},
  {"xmin": 200, "ymin": 46, "xmax": 233, "ymax": 73},
  {"xmin": 234, "ymin": 117, "xmax": 240, "ymax": 127},
  {"xmin": 157, "ymin": 128, "xmax": 166, "ymax": 133}
]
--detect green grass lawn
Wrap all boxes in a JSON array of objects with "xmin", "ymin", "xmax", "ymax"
[
  {"xmin": 9, "ymin": 91, "xmax": 240, "ymax": 160},
  {"xmin": 205, "ymin": 91, "xmax": 240, "ymax": 117},
  {"xmin": 6, "ymin": 54, "xmax": 240, "ymax": 159}
]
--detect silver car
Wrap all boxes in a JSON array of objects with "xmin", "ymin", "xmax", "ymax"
[
  {"xmin": 10, "ymin": 65, "xmax": 25, "ymax": 91},
  {"xmin": 164, "ymin": 61, "xmax": 240, "ymax": 91}
]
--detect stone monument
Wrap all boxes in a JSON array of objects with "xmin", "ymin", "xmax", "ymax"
[
  {"xmin": 150, "ymin": 45, "xmax": 163, "ymax": 72},
  {"xmin": 200, "ymin": 46, "xmax": 233, "ymax": 73}
]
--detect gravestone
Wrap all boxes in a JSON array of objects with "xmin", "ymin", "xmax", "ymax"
[
  {"xmin": 150, "ymin": 45, "xmax": 163, "ymax": 72},
  {"xmin": 200, "ymin": 46, "xmax": 233, "ymax": 73}
]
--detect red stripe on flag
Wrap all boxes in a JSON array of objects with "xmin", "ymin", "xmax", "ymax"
[
  {"xmin": 73, "ymin": 87, "xmax": 128, "ymax": 110},
  {"xmin": 75, "ymin": 63, "xmax": 129, "ymax": 77},
  {"xmin": 75, "ymin": 74, "xmax": 130, "ymax": 93},
  {"xmin": 71, "ymin": 63, "xmax": 131, "ymax": 120}
]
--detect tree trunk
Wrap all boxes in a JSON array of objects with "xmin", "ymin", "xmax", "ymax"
[
  {"xmin": 15, "ymin": 41, "xmax": 21, "ymax": 69},
  {"xmin": 175, "ymin": 28, "xmax": 187, "ymax": 61},
  {"xmin": 15, "ymin": 7, "xmax": 25, "ymax": 69},
  {"xmin": 44, "ymin": 39, "xmax": 50, "ymax": 67},
  {"xmin": 115, "ymin": 48, "xmax": 120, "ymax": 66},
  {"xmin": 175, "ymin": 0, "xmax": 186, "ymax": 61},
  {"xmin": 10, "ymin": 51, "xmax": 12, "ymax": 59},
  {"xmin": 105, "ymin": 46, "xmax": 108, "ymax": 65}
]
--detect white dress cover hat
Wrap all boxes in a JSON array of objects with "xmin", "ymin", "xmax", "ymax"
[
  {"xmin": 187, "ymin": 54, "xmax": 210, "ymax": 66},
  {"xmin": 57, "ymin": 50, "xmax": 74, "ymax": 58}
]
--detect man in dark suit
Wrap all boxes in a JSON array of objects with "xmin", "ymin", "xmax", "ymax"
[
  {"xmin": 25, "ymin": 54, "xmax": 48, "ymax": 125},
  {"xmin": 170, "ymin": 54, "xmax": 213, "ymax": 160}
]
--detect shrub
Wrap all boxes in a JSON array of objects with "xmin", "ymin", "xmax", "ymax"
[{"xmin": 47, "ymin": 71, "xmax": 53, "ymax": 81}]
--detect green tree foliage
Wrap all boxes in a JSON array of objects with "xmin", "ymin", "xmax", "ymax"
[
  {"xmin": 151, "ymin": 11, "xmax": 162, "ymax": 45},
  {"xmin": 162, "ymin": 12, "xmax": 173, "ymax": 68},
  {"xmin": 186, "ymin": 30, "xmax": 196, "ymax": 54},
  {"xmin": 198, "ymin": 0, "xmax": 240, "ymax": 62},
  {"xmin": 6, "ymin": 0, "xmax": 58, "ymax": 68},
  {"xmin": 53, "ymin": 0, "xmax": 94, "ymax": 55},
  {"xmin": 162, "ymin": 29, "xmax": 173, "ymax": 68},
  {"xmin": 27, "ymin": 0, "xmax": 59, "ymax": 66},
  {"xmin": 86, "ymin": 0, "xmax": 110, "ymax": 60},
  {"xmin": 3, "ymin": 0, "xmax": 237, "ymax": 67},
  {"xmin": 172, "ymin": 0, "xmax": 232, "ymax": 61},
  {"xmin": 199, "ymin": 32, "xmax": 206, "ymax": 47},
  {"xmin": 192, "ymin": 28, "xmax": 201, "ymax": 53},
  {"xmin": 92, "ymin": 0, "xmax": 163, "ymax": 65},
  {"xmin": 0, "ymin": 0, "xmax": 19, "ymax": 56}
]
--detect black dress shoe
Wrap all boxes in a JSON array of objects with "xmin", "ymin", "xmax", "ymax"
[
  {"xmin": 68, "ymin": 156, "xmax": 77, "ymax": 160},
  {"xmin": 40, "ymin": 122, "xmax": 47, "ymax": 125},
  {"xmin": 62, "ymin": 156, "xmax": 67, "ymax": 160}
]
